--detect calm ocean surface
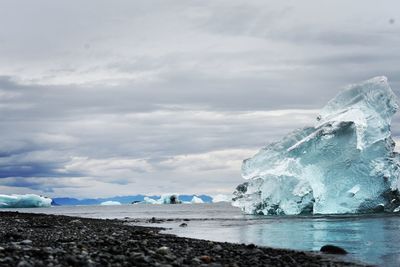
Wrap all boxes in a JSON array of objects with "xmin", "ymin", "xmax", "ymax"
[{"xmin": 4, "ymin": 203, "xmax": 400, "ymax": 266}]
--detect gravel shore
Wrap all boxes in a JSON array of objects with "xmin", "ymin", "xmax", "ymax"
[{"xmin": 0, "ymin": 212, "xmax": 367, "ymax": 267}]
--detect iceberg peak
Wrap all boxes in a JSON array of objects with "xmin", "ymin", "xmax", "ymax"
[
  {"xmin": 317, "ymin": 76, "xmax": 398, "ymax": 150},
  {"xmin": 233, "ymin": 77, "xmax": 400, "ymax": 215}
]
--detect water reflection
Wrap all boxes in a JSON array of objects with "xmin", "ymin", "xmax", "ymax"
[{"xmin": 167, "ymin": 214, "xmax": 400, "ymax": 266}]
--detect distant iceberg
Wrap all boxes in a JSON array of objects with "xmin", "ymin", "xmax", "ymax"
[
  {"xmin": 141, "ymin": 194, "xmax": 182, "ymax": 204},
  {"xmin": 212, "ymin": 194, "xmax": 232, "ymax": 203},
  {"xmin": 0, "ymin": 194, "xmax": 52, "ymax": 208},
  {"xmin": 142, "ymin": 196, "xmax": 158, "ymax": 204},
  {"xmin": 100, "ymin": 201, "xmax": 122, "ymax": 206},
  {"xmin": 140, "ymin": 194, "xmax": 208, "ymax": 204},
  {"xmin": 190, "ymin": 196, "xmax": 204, "ymax": 204},
  {"xmin": 233, "ymin": 77, "xmax": 400, "ymax": 215}
]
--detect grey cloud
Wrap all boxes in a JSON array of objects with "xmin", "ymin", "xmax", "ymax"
[
  {"xmin": 1, "ymin": 0, "xmax": 400, "ymax": 196},
  {"xmin": 272, "ymin": 29, "xmax": 391, "ymax": 47}
]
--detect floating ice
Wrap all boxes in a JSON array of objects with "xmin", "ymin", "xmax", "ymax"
[
  {"xmin": 191, "ymin": 196, "xmax": 204, "ymax": 204},
  {"xmin": 142, "ymin": 196, "xmax": 158, "ymax": 204},
  {"xmin": 233, "ymin": 77, "xmax": 400, "ymax": 215},
  {"xmin": 0, "ymin": 194, "xmax": 52, "ymax": 208},
  {"xmin": 142, "ymin": 194, "xmax": 182, "ymax": 204},
  {"xmin": 100, "ymin": 201, "xmax": 121, "ymax": 206},
  {"xmin": 212, "ymin": 194, "xmax": 232, "ymax": 203}
]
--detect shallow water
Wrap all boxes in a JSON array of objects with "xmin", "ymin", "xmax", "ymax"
[{"xmin": 4, "ymin": 203, "xmax": 400, "ymax": 266}]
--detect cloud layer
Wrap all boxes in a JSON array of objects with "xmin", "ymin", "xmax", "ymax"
[{"xmin": 1, "ymin": 0, "xmax": 400, "ymax": 197}]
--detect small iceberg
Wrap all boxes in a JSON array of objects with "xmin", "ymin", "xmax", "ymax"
[
  {"xmin": 0, "ymin": 194, "xmax": 52, "ymax": 208},
  {"xmin": 233, "ymin": 77, "xmax": 400, "ymax": 215},
  {"xmin": 142, "ymin": 194, "xmax": 182, "ymax": 204},
  {"xmin": 100, "ymin": 201, "xmax": 122, "ymax": 206},
  {"xmin": 142, "ymin": 196, "xmax": 158, "ymax": 204},
  {"xmin": 190, "ymin": 196, "xmax": 204, "ymax": 204}
]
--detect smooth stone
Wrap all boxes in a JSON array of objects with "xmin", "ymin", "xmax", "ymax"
[
  {"xmin": 320, "ymin": 245, "xmax": 347, "ymax": 255},
  {"xmin": 156, "ymin": 246, "xmax": 170, "ymax": 255},
  {"xmin": 21, "ymin": 240, "xmax": 33, "ymax": 245},
  {"xmin": 199, "ymin": 255, "xmax": 213, "ymax": 264}
]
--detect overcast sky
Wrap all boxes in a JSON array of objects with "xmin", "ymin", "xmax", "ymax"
[{"xmin": 1, "ymin": 0, "xmax": 400, "ymax": 198}]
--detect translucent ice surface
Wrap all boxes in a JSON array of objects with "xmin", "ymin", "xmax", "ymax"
[
  {"xmin": 233, "ymin": 77, "xmax": 400, "ymax": 215},
  {"xmin": 0, "ymin": 194, "xmax": 52, "ymax": 208}
]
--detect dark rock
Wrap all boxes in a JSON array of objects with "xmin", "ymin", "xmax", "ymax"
[
  {"xmin": 169, "ymin": 195, "xmax": 178, "ymax": 204},
  {"xmin": 4, "ymin": 232, "xmax": 24, "ymax": 241},
  {"xmin": 320, "ymin": 245, "xmax": 348, "ymax": 254},
  {"xmin": 246, "ymin": 243, "xmax": 256, "ymax": 249},
  {"xmin": 199, "ymin": 255, "xmax": 213, "ymax": 264},
  {"xmin": 17, "ymin": 260, "xmax": 32, "ymax": 267},
  {"xmin": 179, "ymin": 223, "xmax": 188, "ymax": 227}
]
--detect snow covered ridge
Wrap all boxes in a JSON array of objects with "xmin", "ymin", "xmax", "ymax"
[
  {"xmin": 0, "ymin": 194, "xmax": 52, "ymax": 208},
  {"xmin": 233, "ymin": 77, "xmax": 400, "ymax": 215}
]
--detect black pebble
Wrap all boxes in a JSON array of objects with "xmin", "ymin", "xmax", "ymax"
[
  {"xmin": 320, "ymin": 245, "xmax": 347, "ymax": 255},
  {"xmin": 246, "ymin": 244, "xmax": 256, "ymax": 249}
]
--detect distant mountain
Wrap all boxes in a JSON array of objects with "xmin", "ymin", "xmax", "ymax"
[{"xmin": 52, "ymin": 194, "xmax": 212, "ymax": 206}]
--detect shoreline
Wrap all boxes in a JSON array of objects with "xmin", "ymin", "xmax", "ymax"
[{"xmin": 0, "ymin": 211, "xmax": 367, "ymax": 266}]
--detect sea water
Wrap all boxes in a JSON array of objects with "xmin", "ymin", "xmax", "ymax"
[{"xmin": 4, "ymin": 203, "xmax": 400, "ymax": 266}]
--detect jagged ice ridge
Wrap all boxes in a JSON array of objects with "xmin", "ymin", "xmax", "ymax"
[{"xmin": 232, "ymin": 77, "xmax": 400, "ymax": 215}]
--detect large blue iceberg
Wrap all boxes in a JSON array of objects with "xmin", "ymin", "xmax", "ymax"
[
  {"xmin": 233, "ymin": 77, "xmax": 400, "ymax": 215},
  {"xmin": 0, "ymin": 194, "xmax": 52, "ymax": 208}
]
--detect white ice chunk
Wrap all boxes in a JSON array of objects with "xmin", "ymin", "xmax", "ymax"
[
  {"xmin": 190, "ymin": 196, "xmax": 204, "ymax": 204},
  {"xmin": 0, "ymin": 194, "xmax": 52, "ymax": 208},
  {"xmin": 100, "ymin": 201, "xmax": 121, "ymax": 206},
  {"xmin": 142, "ymin": 196, "xmax": 158, "ymax": 204},
  {"xmin": 233, "ymin": 77, "xmax": 400, "ymax": 215}
]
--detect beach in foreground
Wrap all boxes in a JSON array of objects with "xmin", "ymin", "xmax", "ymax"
[{"xmin": 0, "ymin": 212, "xmax": 365, "ymax": 267}]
